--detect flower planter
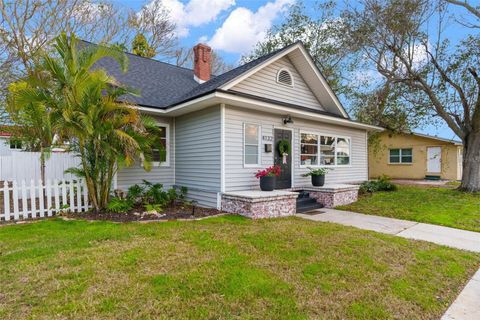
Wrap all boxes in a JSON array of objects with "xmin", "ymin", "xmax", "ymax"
[
  {"xmin": 311, "ymin": 175, "xmax": 325, "ymax": 187},
  {"xmin": 260, "ymin": 176, "xmax": 275, "ymax": 191}
]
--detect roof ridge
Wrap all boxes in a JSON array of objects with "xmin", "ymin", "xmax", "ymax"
[{"xmin": 78, "ymin": 39, "xmax": 194, "ymax": 72}]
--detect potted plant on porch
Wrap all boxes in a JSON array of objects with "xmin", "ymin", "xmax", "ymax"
[
  {"xmin": 302, "ymin": 167, "xmax": 331, "ymax": 187},
  {"xmin": 255, "ymin": 165, "xmax": 281, "ymax": 191}
]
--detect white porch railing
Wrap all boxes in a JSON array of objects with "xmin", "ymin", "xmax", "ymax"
[{"xmin": 1, "ymin": 179, "xmax": 90, "ymax": 222}]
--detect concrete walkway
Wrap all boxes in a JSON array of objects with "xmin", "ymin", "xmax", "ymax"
[
  {"xmin": 298, "ymin": 208, "xmax": 480, "ymax": 253},
  {"xmin": 297, "ymin": 208, "xmax": 480, "ymax": 319}
]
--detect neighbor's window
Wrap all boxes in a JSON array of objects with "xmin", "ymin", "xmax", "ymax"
[
  {"xmin": 389, "ymin": 148, "xmax": 412, "ymax": 164},
  {"xmin": 301, "ymin": 133, "xmax": 318, "ymax": 165},
  {"xmin": 244, "ymin": 123, "xmax": 260, "ymax": 166},
  {"xmin": 152, "ymin": 125, "xmax": 168, "ymax": 165},
  {"xmin": 320, "ymin": 136, "xmax": 336, "ymax": 166},
  {"xmin": 9, "ymin": 140, "xmax": 22, "ymax": 150},
  {"xmin": 300, "ymin": 132, "xmax": 351, "ymax": 166}
]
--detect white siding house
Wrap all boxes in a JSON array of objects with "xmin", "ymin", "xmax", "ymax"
[{"xmin": 92, "ymin": 41, "xmax": 382, "ymax": 208}]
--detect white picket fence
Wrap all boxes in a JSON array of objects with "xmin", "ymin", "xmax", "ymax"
[
  {"xmin": 0, "ymin": 152, "xmax": 80, "ymax": 182},
  {"xmin": 1, "ymin": 179, "xmax": 90, "ymax": 221}
]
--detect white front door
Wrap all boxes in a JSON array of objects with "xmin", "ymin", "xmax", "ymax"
[{"xmin": 427, "ymin": 147, "xmax": 442, "ymax": 173}]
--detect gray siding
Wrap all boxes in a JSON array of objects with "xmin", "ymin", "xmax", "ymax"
[
  {"xmin": 117, "ymin": 116, "xmax": 175, "ymax": 190},
  {"xmin": 231, "ymin": 56, "xmax": 325, "ymax": 111},
  {"xmin": 175, "ymin": 105, "xmax": 221, "ymax": 207},
  {"xmin": 224, "ymin": 105, "xmax": 368, "ymax": 192}
]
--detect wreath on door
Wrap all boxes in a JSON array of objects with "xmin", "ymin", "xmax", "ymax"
[{"xmin": 278, "ymin": 139, "xmax": 291, "ymax": 164}]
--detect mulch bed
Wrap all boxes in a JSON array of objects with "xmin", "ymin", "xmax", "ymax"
[{"xmin": 64, "ymin": 204, "xmax": 221, "ymax": 222}]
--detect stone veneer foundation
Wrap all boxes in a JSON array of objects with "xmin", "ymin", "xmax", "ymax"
[
  {"xmin": 221, "ymin": 190, "xmax": 298, "ymax": 219},
  {"xmin": 293, "ymin": 184, "xmax": 360, "ymax": 208}
]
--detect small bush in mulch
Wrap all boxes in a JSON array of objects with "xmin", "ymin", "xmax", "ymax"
[
  {"xmin": 63, "ymin": 181, "xmax": 221, "ymax": 222},
  {"xmin": 64, "ymin": 204, "xmax": 220, "ymax": 222},
  {"xmin": 359, "ymin": 175, "xmax": 397, "ymax": 194}
]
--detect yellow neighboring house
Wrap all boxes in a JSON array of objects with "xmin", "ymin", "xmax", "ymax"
[{"xmin": 369, "ymin": 132, "xmax": 463, "ymax": 181}]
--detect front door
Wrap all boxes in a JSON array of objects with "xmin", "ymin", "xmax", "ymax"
[
  {"xmin": 427, "ymin": 146, "xmax": 442, "ymax": 173},
  {"xmin": 274, "ymin": 129, "xmax": 292, "ymax": 189}
]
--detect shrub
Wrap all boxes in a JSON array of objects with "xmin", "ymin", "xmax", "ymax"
[
  {"xmin": 360, "ymin": 175, "xmax": 397, "ymax": 194},
  {"xmin": 107, "ymin": 197, "xmax": 134, "ymax": 213},
  {"xmin": 127, "ymin": 184, "xmax": 144, "ymax": 203}
]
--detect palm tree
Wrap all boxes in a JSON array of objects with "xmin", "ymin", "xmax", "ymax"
[
  {"xmin": 8, "ymin": 33, "xmax": 161, "ymax": 212},
  {"xmin": 7, "ymin": 69, "xmax": 56, "ymax": 184}
]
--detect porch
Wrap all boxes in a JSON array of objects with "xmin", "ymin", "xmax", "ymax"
[{"xmin": 221, "ymin": 184, "xmax": 359, "ymax": 219}]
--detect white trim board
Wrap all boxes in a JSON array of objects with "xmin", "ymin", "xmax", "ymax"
[{"xmin": 134, "ymin": 91, "xmax": 384, "ymax": 132}]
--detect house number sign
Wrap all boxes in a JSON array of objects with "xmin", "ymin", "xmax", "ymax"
[{"xmin": 262, "ymin": 135, "xmax": 273, "ymax": 142}]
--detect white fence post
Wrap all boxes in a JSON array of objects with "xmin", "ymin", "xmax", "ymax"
[
  {"xmin": 3, "ymin": 181, "xmax": 10, "ymax": 221},
  {"xmin": 54, "ymin": 179, "xmax": 60, "ymax": 212},
  {"xmin": 76, "ymin": 180, "xmax": 82, "ymax": 212},
  {"xmin": 46, "ymin": 179, "xmax": 52, "ymax": 217},
  {"xmin": 21, "ymin": 180, "xmax": 28, "ymax": 219},
  {"xmin": 30, "ymin": 179, "xmax": 36, "ymax": 218},
  {"xmin": 12, "ymin": 180, "xmax": 19, "ymax": 220},
  {"xmin": 38, "ymin": 180, "xmax": 45, "ymax": 218},
  {"xmin": 69, "ymin": 180, "xmax": 75, "ymax": 212},
  {"xmin": 61, "ymin": 179, "xmax": 67, "ymax": 209}
]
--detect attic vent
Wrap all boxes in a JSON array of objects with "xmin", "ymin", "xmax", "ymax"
[{"xmin": 277, "ymin": 69, "xmax": 293, "ymax": 86}]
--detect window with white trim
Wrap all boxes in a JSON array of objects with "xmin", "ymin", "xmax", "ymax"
[
  {"xmin": 389, "ymin": 148, "xmax": 412, "ymax": 164},
  {"xmin": 300, "ymin": 132, "xmax": 351, "ymax": 166},
  {"xmin": 300, "ymin": 133, "xmax": 318, "ymax": 165},
  {"xmin": 152, "ymin": 125, "xmax": 169, "ymax": 165},
  {"xmin": 244, "ymin": 123, "xmax": 261, "ymax": 166}
]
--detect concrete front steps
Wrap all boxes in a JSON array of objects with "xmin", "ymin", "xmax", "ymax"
[{"xmin": 296, "ymin": 191, "xmax": 323, "ymax": 213}]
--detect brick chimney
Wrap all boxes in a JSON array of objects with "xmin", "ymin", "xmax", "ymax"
[{"xmin": 193, "ymin": 43, "xmax": 212, "ymax": 83}]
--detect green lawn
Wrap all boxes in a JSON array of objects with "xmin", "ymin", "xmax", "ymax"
[
  {"xmin": 1, "ymin": 217, "xmax": 479, "ymax": 319},
  {"xmin": 338, "ymin": 185, "xmax": 480, "ymax": 232}
]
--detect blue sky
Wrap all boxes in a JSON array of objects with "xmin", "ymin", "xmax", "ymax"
[{"xmin": 112, "ymin": 0, "xmax": 468, "ymax": 140}]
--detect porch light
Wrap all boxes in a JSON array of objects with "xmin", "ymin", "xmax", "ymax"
[{"xmin": 283, "ymin": 115, "xmax": 294, "ymax": 125}]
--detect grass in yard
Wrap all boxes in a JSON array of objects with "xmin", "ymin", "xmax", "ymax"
[
  {"xmin": 1, "ymin": 216, "xmax": 479, "ymax": 319},
  {"xmin": 338, "ymin": 185, "xmax": 480, "ymax": 232}
]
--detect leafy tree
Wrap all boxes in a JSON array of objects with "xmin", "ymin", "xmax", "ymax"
[
  {"xmin": 132, "ymin": 33, "xmax": 155, "ymax": 58},
  {"xmin": 343, "ymin": 0, "xmax": 480, "ymax": 191},
  {"xmin": 6, "ymin": 78, "xmax": 55, "ymax": 184},
  {"xmin": 7, "ymin": 33, "xmax": 162, "ymax": 211},
  {"xmin": 243, "ymin": 1, "xmax": 415, "ymax": 132}
]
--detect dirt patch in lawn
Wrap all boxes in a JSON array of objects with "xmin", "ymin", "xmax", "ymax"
[{"xmin": 64, "ymin": 204, "xmax": 221, "ymax": 222}]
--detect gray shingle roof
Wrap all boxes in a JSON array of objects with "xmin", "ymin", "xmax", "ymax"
[{"xmin": 85, "ymin": 40, "xmax": 299, "ymax": 109}]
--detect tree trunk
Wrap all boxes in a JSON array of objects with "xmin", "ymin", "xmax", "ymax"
[
  {"xmin": 40, "ymin": 150, "xmax": 46, "ymax": 186},
  {"xmin": 459, "ymin": 130, "xmax": 480, "ymax": 192}
]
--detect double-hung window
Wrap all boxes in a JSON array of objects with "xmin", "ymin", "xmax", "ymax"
[
  {"xmin": 300, "ymin": 134, "xmax": 318, "ymax": 165},
  {"xmin": 244, "ymin": 123, "xmax": 261, "ymax": 166},
  {"xmin": 389, "ymin": 148, "xmax": 412, "ymax": 164},
  {"xmin": 300, "ymin": 132, "xmax": 351, "ymax": 166},
  {"xmin": 152, "ymin": 124, "xmax": 169, "ymax": 166}
]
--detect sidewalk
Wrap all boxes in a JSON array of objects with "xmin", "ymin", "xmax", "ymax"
[
  {"xmin": 297, "ymin": 208, "xmax": 480, "ymax": 320},
  {"xmin": 298, "ymin": 208, "xmax": 480, "ymax": 253}
]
